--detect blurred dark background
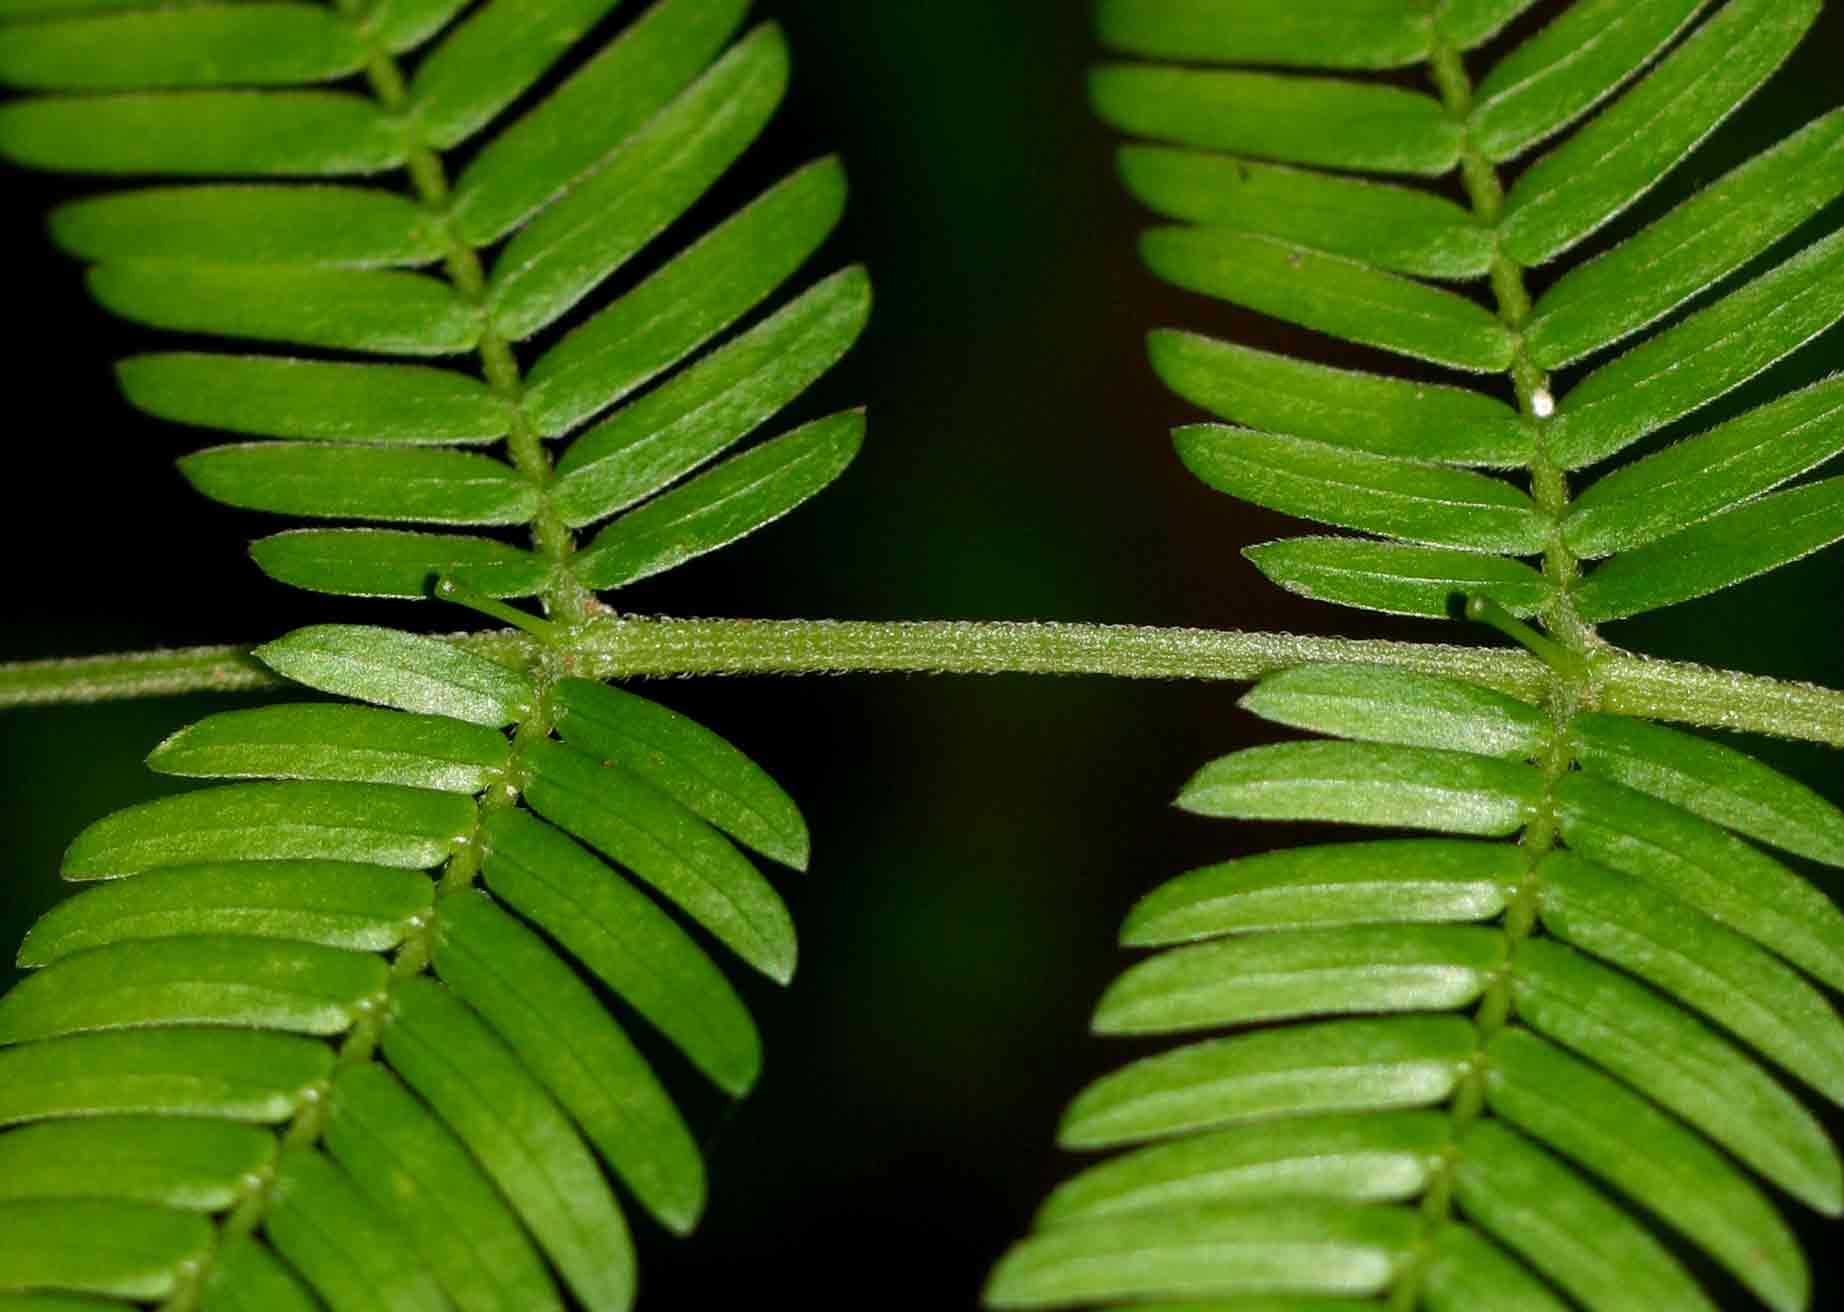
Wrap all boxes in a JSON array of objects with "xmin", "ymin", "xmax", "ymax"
[{"xmin": 3, "ymin": 2, "xmax": 1843, "ymax": 1307}]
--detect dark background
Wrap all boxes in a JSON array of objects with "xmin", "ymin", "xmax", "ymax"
[{"xmin": 4, "ymin": 2, "xmax": 1844, "ymax": 1307}]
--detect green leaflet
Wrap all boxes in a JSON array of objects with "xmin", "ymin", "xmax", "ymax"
[
  {"xmin": 254, "ymin": 625, "xmax": 536, "ymax": 727},
  {"xmin": 0, "ymin": 6, "xmax": 367, "ymax": 91},
  {"xmin": 1537, "ymin": 850, "xmax": 1844, "ymax": 1104},
  {"xmin": 1090, "ymin": 65, "xmax": 1460, "ymax": 176},
  {"xmin": 1486, "ymin": 1027, "xmax": 1807, "ymax": 1312},
  {"xmin": 452, "ymin": 0, "xmax": 751, "ymax": 243},
  {"xmin": 52, "ymin": 185, "xmax": 447, "ymax": 269},
  {"xmin": 1468, "ymin": 0, "xmax": 1709, "ymax": 163},
  {"xmin": 551, "ymin": 678, "xmax": 809, "ymax": 869},
  {"xmin": 251, "ymin": 530, "xmax": 552, "ymax": 602},
  {"xmin": 1546, "ymin": 227, "xmax": 1844, "ymax": 470},
  {"xmin": 520, "ymin": 738, "xmax": 796, "ymax": 983},
  {"xmin": 0, "ymin": 1199, "xmax": 213, "ymax": 1301},
  {"xmin": 554, "ymin": 267, "xmax": 872, "ymax": 529},
  {"xmin": 325, "ymin": 1065, "xmax": 563, "ymax": 1312},
  {"xmin": 1059, "ymin": 1016, "xmax": 1474, "ymax": 1149},
  {"xmin": 1563, "ymin": 377, "xmax": 1844, "ymax": 558},
  {"xmin": 382, "ymin": 978, "xmax": 635, "ymax": 1312},
  {"xmin": 263, "ymin": 1147, "xmax": 448, "ymax": 1312},
  {"xmin": 181, "ymin": 444, "xmax": 536, "ymax": 527},
  {"xmin": 0, "ymin": 1028, "xmax": 333, "ymax": 1126},
  {"xmin": 1176, "ymin": 428, "xmax": 1543, "ymax": 552},
  {"xmin": 1501, "ymin": 0, "xmax": 1820, "ymax": 266},
  {"xmin": 1037, "ymin": 1111, "xmax": 1450, "ymax": 1224},
  {"xmin": 361, "ymin": 0, "xmax": 473, "ymax": 53},
  {"xmin": 0, "ymin": 935, "xmax": 388, "ymax": 1041},
  {"xmin": 1239, "ymin": 665, "xmax": 1549, "ymax": 758},
  {"xmin": 1178, "ymin": 741, "xmax": 1541, "ymax": 837},
  {"xmin": 1245, "ymin": 537, "xmax": 1556, "ymax": 620},
  {"xmin": 1147, "ymin": 333, "xmax": 1533, "ymax": 468},
  {"xmin": 432, "ymin": 892, "xmax": 704, "ymax": 1234},
  {"xmin": 523, "ymin": 158, "xmax": 847, "ymax": 434},
  {"xmin": 16, "ymin": 861, "xmax": 433, "ymax": 966},
  {"xmin": 479, "ymin": 810, "xmax": 762, "ymax": 1097},
  {"xmin": 1451, "ymin": 1121, "xmax": 1716, "ymax": 1312},
  {"xmin": 1092, "ymin": 924, "xmax": 1504, "ymax": 1034},
  {"xmin": 202, "ymin": 1238, "xmax": 320, "ymax": 1312},
  {"xmin": 0, "ymin": 90, "xmax": 406, "ymax": 176},
  {"xmin": 1527, "ymin": 110, "xmax": 1844, "ymax": 368},
  {"xmin": 1096, "ymin": 0, "xmax": 1435, "ymax": 70},
  {"xmin": 1144, "ymin": 232, "xmax": 1516, "ymax": 373},
  {"xmin": 1572, "ymin": 711, "xmax": 1844, "ymax": 867},
  {"xmin": 1511, "ymin": 937, "xmax": 1842, "ymax": 1213},
  {"xmin": 1120, "ymin": 149, "xmax": 1493, "ymax": 281},
  {"xmin": 59, "ymin": 781, "xmax": 476, "ymax": 879},
  {"xmin": 985, "ymin": 1200, "xmax": 1418, "ymax": 1307},
  {"xmin": 1122, "ymin": 840, "xmax": 1519, "ymax": 944},
  {"xmin": 1574, "ymin": 477, "xmax": 1844, "ymax": 622},
  {"xmin": 90, "ymin": 263, "xmax": 480, "ymax": 357},
  {"xmin": 0, "ymin": 1117, "xmax": 274, "ymax": 1210},
  {"xmin": 117, "ymin": 356, "xmax": 511, "ymax": 444},
  {"xmin": 575, "ymin": 410, "xmax": 865, "ymax": 591},
  {"xmin": 148, "ymin": 704, "xmax": 511, "ymax": 792},
  {"xmin": 1422, "ymin": 1226, "xmax": 1570, "ymax": 1312},
  {"xmin": 1436, "ymin": 0, "xmax": 1542, "ymax": 47}
]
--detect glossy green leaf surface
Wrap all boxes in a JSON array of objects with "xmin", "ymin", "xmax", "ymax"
[
  {"xmin": 90, "ymin": 263, "xmax": 479, "ymax": 356},
  {"xmin": 148, "ymin": 704, "xmax": 510, "ymax": 792},
  {"xmin": 254, "ymin": 625, "xmax": 535, "ymax": 727},
  {"xmin": 554, "ymin": 266, "xmax": 871, "ymax": 529},
  {"xmin": 1178, "ymin": 427, "xmax": 1544, "ymax": 551},
  {"xmin": 1575, "ymin": 477, "xmax": 1844, "ymax": 622},
  {"xmin": 0, "ymin": 5, "xmax": 367, "ymax": 91},
  {"xmin": 1246, "ymin": 537, "xmax": 1556, "ymax": 620},
  {"xmin": 1148, "ymin": 333, "xmax": 1532, "ymax": 467},
  {"xmin": 1178, "ymin": 742, "xmax": 1541, "ymax": 837},
  {"xmin": 1573, "ymin": 712, "xmax": 1844, "ymax": 867},
  {"xmin": 1501, "ymin": 0, "xmax": 1819, "ymax": 265},
  {"xmin": 182, "ymin": 444, "xmax": 536, "ymax": 526},
  {"xmin": 576, "ymin": 410, "xmax": 864, "ymax": 591},
  {"xmin": 382, "ymin": 978, "xmax": 635, "ymax": 1312},
  {"xmin": 1096, "ymin": 0, "xmax": 1434, "ymax": 70},
  {"xmin": 202, "ymin": 1238, "xmax": 320, "ymax": 1312},
  {"xmin": 252, "ymin": 530, "xmax": 551, "ymax": 601},
  {"xmin": 362, "ymin": 0, "xmax": 472, "ymax": 52},
  {"xmin": 1485, "ymin": 1027, "xmax": 1805, "ymax": 1312},
  {"xmin": 325, "ymin": 1064, "xmax": 563, "ymax": 1312},
  {"xmin": 1059, "ymin": 1017, "xmax": 1473, "ymax": 1149},
  {"xmin": 51, "ymin": 185, "xmax": 445, "ymax": 268},
  {"xmin": 1094, "ymin": 924, "xmax": 1503, "ymax": 1035},
  {"xmin": 1537, "ymin": 850, "xmax": 1844, "ymax": 1103},
  {"xmin": 1555, "ymin": 772, "xmax": 1844, "ymax": 992},
  {"xmin": 521, "ymin": 738, "xmax": 795, "ymax": 982},
  {"xmin": 60, "ymin": 781, "xmax": 476, "ymax": 880},
  {"xmin": 17, "ymin": 861, "xmax": 432, "ymax": 966},
  {"xmin": 0, "ymin": 91, "xmax": 406, "ymax": 176},
  {"xmin": 264, "ymin": 1147, "xmax": 448, "ymax": 1312},
  {"xmin": 118, "ymin": 355, "xmax": 509, "ymax": 444},
  {"xmin": 452, "ymin": 0, "xmax": 750, "ymax": 243},
  {"xmin": 0, "ymin": 1198, "xmax": 213, "ymax": 1301},
  {"xmin": 1512, "ymin": 937, "xmax": 1842, "ymax": 1212},
  {"xmin": 0, "ymin": 1116, "xmax": 274, "ymax": 1210},
  {"xmin": 1146, "ymin": 232, "xmax": 1516, "ymax": 373},
  {"xmin": 1422, "ymin": 1225, "xmax": 1570, "ymax": 1312},
  {"xmin": 1469, "ymin": 0, "xmax": 1708, "ymax": 162},
  {"xmin": 1527, "ymin": 110, "xmax": 1844, "ymax": 368},
  {"xmin": 1240, "ymin": 665, "xmax": 1549, "ymax": 758},
  {"xmin": 1091, "ymin": 65, "xmax": 1460, "ymax": 175},
  {"xmin": 1122, "ymin": 839, "xmax": 1519, "ymax": 945},
  {"xmin": 0, "ymin": 1028, "xmax": 332, "ymax": 1127},
  {"xmin": 1564, "ymin": 377, "xmax": 1844, "ymax": 558},
  {"xmin": 523, "ymin": 158, "xmax": 847, "ymax": 434},
  {"xmin": 1120, "ymin": 148, "xmax": 1491, "ymax": 280},
  {"xmin": 1547, "ymin": 228, "xmax": 1844, "ymax": 470},
  {"xmin": 552, "ymin": 679, "xmax": 808, "ymax": 869},
  {"xmin": 479, "ymin": 810, "xmax": 760, "ymax": 1097},
  {"xmin": 433, "ymin": 892, "xmax": 704, "ymax": 1234},
  {"xmin": 0, "ymin": 935, "xmax": 388, "ymax": 1042}
]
